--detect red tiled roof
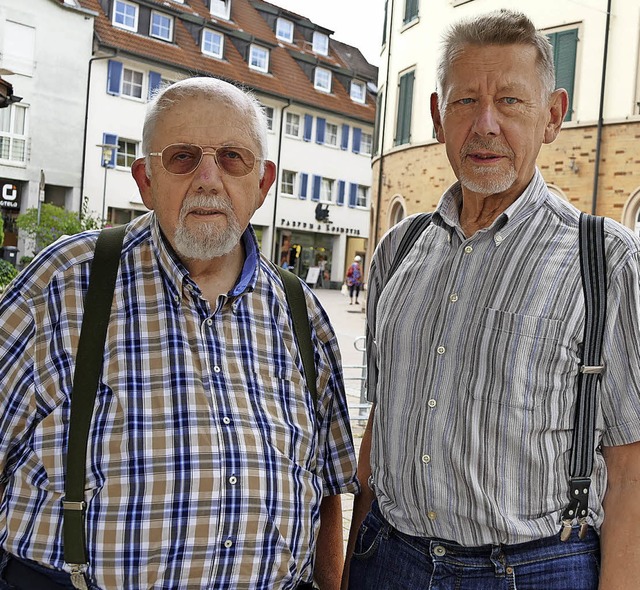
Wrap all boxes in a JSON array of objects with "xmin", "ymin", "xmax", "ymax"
[{"xmin": 79, "ymin": 0, "xmax": 376, "ymax": 123}]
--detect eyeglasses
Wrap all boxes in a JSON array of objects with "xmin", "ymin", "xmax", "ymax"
[{"xmin": 148, "ymin": 144, "xmax": 259, "ymax": 177}]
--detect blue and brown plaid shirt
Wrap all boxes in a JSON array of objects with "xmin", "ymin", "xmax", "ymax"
[{"xmin": 0, "ymin": 212, "xmax": 358, "ymax": 589}]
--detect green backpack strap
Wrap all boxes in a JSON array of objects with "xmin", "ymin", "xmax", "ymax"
[
  {"xmin": 63, "ymin": 225, "xmax": 126, "ymax": 586},
  {"xmin": 275, "ymin": 266, "xmax": 318, "ymax": 415}
]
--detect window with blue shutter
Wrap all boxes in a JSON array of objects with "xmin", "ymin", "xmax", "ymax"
[
  {"xmin": 352, "ymin": 127, "xmax": 362, "ymax": 154},
  {"xmin": 547, "ymin": 28, "xmax": 578, "ymax": 121},
  {"xmin": 107, "ymin": 60, "xmax": 123, "ymax": 96},
  {"xmin": 395, "ymin": 70, "xmax": 414, "ymax": 145},
  {"xmin": 312, "ymin": 175, "xmax": 321, "ymax": 201},
  {"xmin": 348, "ymin": 183, "xmax": 357, "ymax": 208},
  {"xmin": 337, "ymin": 180, "xmax": 345, "ymax": 205},
  {"xmin": 299, "ymin": 173, "xmax": 308, "ymax": 199},
  {"xmin": 102, "ymin": 133, "xmax": 118, "ymax": 168},
  {"xmin": 148, "ymin": 71, "xmax": 162, "ymax": 100},
  {"xmin": 341, "ymin": 124, "xmax": 350, "ymax": 150},
  {"xmin": 316, "ymin": 117, "xmax": 326, "ymax": 144},
  {"xmin": 303, "ymin": 114, "xmax": 313, "ymax": 141}
]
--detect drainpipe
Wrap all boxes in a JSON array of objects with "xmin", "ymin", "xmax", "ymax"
[
  {"xmin": 591, "ymin": 0, "xmax": 612, "ymax": 215},
  {"xmin": 373, "ymin": 0, "xmax": 394, "ymax": 248},
  {"xmin": 270, "ymin": 99, "xmax": 292, "ymax": 263},
  {"xmin": 79, "ymin": 52, "xmax": 117, "ymax": 216}
]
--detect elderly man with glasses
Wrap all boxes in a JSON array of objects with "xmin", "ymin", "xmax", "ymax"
[{"xmin": 0, "ymin": 77, "xmax": 358, "ymax": 590}]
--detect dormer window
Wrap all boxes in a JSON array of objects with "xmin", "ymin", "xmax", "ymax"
[
  {"xmin": 113, "ymin": 0, "xmax": 138, "ymax": 32},
  {"xmin": 150, "ymin": 11, "xmax": 173, "ymax": 41},
  {"xmin": 210, "ymin": 0, "xmax": 230, "ymax": 20},
  {"xmin": 276, "ymin": 17, "xmax": 294, "ymax": 43},
  {"xmin": 312, "ymin": 31, "xmax": 329, "ymax": 55},
  {"xmin": 202, "ymin": 29, "xmax": 224, "ymax": 58},
  {"xmin": 314, "ymin": 67, "xmax": 332, "ymax": 93},
  {"xmin": 350, "ymin": 80, "xmax": 366, "ymax": 104},
  {"xmin": 249, "ymin": 44, "xmax": 269, "ymax": 73}
]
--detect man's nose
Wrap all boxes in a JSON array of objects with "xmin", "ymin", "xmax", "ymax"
[
  {"xmin": 472, "ymin": 101, "xmax": 501, "ymax": 136},
  {"xmin": 192, "ymin": 151, "xmax": 224, "ymax": 189}
]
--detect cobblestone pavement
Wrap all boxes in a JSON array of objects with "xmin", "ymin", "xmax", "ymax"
[{"xmin": 312, "ymin": 287, "xmax": 370, "ymax": 549}]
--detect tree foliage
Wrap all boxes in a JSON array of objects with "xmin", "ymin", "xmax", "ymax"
[{"xmin": 0, "ymin": 259, "xmax": 17, "ymax": 291}]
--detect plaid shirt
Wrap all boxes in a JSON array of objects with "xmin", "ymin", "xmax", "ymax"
[{"xmin": 0, "ymin": 212, "xmax": 358, "ymax": 589}]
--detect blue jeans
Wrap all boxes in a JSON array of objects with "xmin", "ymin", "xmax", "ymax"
[{"xmin": 348, "ymin": 502, "xmax": 600, "ymax": 590}]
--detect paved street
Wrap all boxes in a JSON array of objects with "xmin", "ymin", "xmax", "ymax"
[{"xmin": 311, "ymin": 287, "xmax": 370, "ymax": 549}]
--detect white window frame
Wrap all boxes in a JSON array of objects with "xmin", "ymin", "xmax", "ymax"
[
  {"xmin": 210, "ymin": 0, "xmax": 231, "ymax": 20},
  {"xmin": 113, "ymin": 0, "xmax": 138, "ymax": 32},
  {"xmin": 281, "ymin": 170, "xmax": 296, "ymax": 196},
  {"xmin": 285, "ymin": 112, "xmax": 301, "ymax": 138},
  {"xmin": 356, "ymin": 185, "xmax": 369, "ymax": 208},
  {"xmin": 116, "ymin": 138, "xmax": 138, "ymax": 168},
  {"xmin": 325, "ymin": 122, "xmax": 338, "ymax": 147},
  {"xmin": 320, "ymin": 177, "xmax": 334, "ymax": 203},
  {"xmin": 0, "ymin": 103, "xmax": 28, "ymax": 166},
  {"xmin": 276, "ymin": 17, "xmax": 294, "ymax": 43},
  {"xmin": 312, "ymin": 31, "xmax": 329, "ymax": 55},
  {"xmin": 263, "ymin": 106, "xmax": 274, "ymax": 131},
  {"xmin": 360, "ymin": 132, "xmax": 373, "ymax": 156},
  {"xmin": 202, "ymin": 29, "xmax": 224, "ymax": 58},
  {"xmin": 121, "ymin": 67, "xmax": 144, "ymax": 99},
  {"xmin": 2, "ymin": 21, "xmax": 36, "ymax": 77},
  {"xmin": 314, "ymin": 67, "xmax": 332, "ymax": 93},
  {"xmin": 350, "ymin": 80, "xmax": 366, "ymax": 103},
  {"xmin": 150, "ymin": 11, "xmax": 173, "ymax": 41},
  {"xmin": 249, "ymin": 44, "xmax": 269, "ymax": 73}
]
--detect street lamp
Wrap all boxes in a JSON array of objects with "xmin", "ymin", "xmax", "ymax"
[{"xmin": 96, "ymin": 142, "xmax": 117, "ymax": 227}]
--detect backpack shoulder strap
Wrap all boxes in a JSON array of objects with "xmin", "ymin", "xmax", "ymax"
[
  {"xmin": 275, "ymin": 266, "xmax": 318, "ymax": 413},
  {"xmin": 561, "ymin": 212, "xmax": 607, "ymax": 540},
  {"xmin": 385, "ymin": 213, "xmax": 433, "ymax": 285},
  {"xmin": 64, "ymin": 225, "xmax": 126, "ymax": 580}
]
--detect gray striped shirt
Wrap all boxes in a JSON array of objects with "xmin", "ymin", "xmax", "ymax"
[{"xmin": 367, "ymin": 169, "xmax": 640, "ymax": 546}]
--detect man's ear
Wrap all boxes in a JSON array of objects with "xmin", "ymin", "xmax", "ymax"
[
  {"xmin": 430, "ymin": 92, "xmax": 445, "ymax": 144},
  {"xmin": 131, "ymin": 157, "xmax": 154, "ymax": 210},
  {"xmin": 258, "ymin": 160, "xmax": 277, "ymax": 206},
  {"xmin": 544, "ymin": 89, "xmax": 569, "ymax": 144}
]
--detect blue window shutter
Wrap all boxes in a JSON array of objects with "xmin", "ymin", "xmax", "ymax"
[
  {"xmin": 337, "ymin": 180, "xmax": 345, "ymax": 205},
  {"xmin": 352, "ymin": 127, "xmax": 362, "ymax": 154},
  {"xmin": 299, "ymin": 173, "xmax": 308, "ymax": 199},
  {"xmin": 348, "ymin": 183, "xmax": 357, "ymax": 208},
  {"xmin": 341, "ymin": 124, "xmax": 349, "ymax": 150},
  {"xmin": 303, "ymin": 114, "xmax": 313, "ymax": 141},
  {"xmin": 316, "ymin": 117, "xmax": 326, "ymax": 144},
  {"xmin": 148, "ymin": 71, "xmax": 162, "ymax": 100},
  {"xmin": 312, "ymin": 175, "xmax": 321, "ymax": 201},
  {"xmin": 107, "ymin": 60, "xmax": 123, "ymax": 96},
  {"xmin": 102, "ymin": 133, "xmax": 118, "ymax": 168}
]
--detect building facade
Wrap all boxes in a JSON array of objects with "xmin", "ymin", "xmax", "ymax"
[
  {"xmin": 78, "ymin": 0, "xmax": 377, "ymax": 285},
  {"xmin": 0, "ymin": 0, "xmax": 95, "ymax": 253},
  {"xmin": 372, "ymin": 0, "xmax": 640, "ymax": 247}
]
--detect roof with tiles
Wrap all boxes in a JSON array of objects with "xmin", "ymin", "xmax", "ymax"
[{"xmin": 77, "ymin": 0, "xmax": 376, "ymax": 123}]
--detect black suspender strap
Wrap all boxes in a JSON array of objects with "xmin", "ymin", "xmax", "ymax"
[
  {"xmin": 275, "ymin": 266, "xmax": 318, "ymax": 413},
  {"xmin": 63, "ymin": 225, "xmax": 126, "ymax": 587},
  {"xmin": 386, "ymin": 213, "xmax": 433, "ymax": 284},
  {"xmin": 561, "ymin": 213, "xmax": 607, "ymax": 541}
]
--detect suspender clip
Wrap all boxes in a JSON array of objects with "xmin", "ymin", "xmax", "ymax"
[{"xmin": 580, "ymin": 365, "xmax": 604, "ymax": 374}]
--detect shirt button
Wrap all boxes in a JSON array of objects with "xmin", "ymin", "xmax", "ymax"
[
  {"xmin": 464, "ymin": 245, "xmax": 473, "ymax": 254},
  {"xmin": 213, "ymin": 366, "xmax": 221, "ymax": 373},
  {"xmin": 421, "ymin": 454, "xmax": 431, "ymax": 464},
  {"xmin": 433, "ymin": 543, "xmax": 445, "ymax": 554},
  {"xmin": 495, "ymin": 233, "xmax": 504, "ymax": 244},
  {"xmin": 436, "ymin": 346, "xmax": 446, "ymax": 355},
  {"xmin": 428, "ymin": 399, "xmax": 437, "ymax": 408},
  {"xmin": 224, "ymin": 539, "xmax": 233, "ymax": 549},
  {"xmin": 428, "ymin": 511, "xmax": 438, "ymax": 521},
  {"xmin": 222, "ymin": 416, "xmax": 231, "ymax": 425},
  {"xmin": 206, "ymin": 318, "xmax": 213, "ymax": 326},
  {"xmin": 174, "ymin": 295, "xmax": 180, "ymax": 303},
  {"xmin": 449, "ymin": 293, "xmax": 458, "ymax": 303},
  {"xmin": 229, "ymin": 476, "xmax": 237, "ymax": 485}
]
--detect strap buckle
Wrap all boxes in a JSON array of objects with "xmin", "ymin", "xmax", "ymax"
[
  {"xmin": 560, "ymin": 477, "xmax": 591, "ymax": 541},
  {"xmin": 63, "ymin": 501, "xmax": 86, "ymax": 511},
  {"xmin": 580, "ymin": 365, "xmax": 604, "ymax": 374}
]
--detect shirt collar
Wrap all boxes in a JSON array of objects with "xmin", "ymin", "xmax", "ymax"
[
  {"xmin": 150, "ymin": 213, "xmax": 261, "ymax": 300},
  {"xmin": 434, "ymin": 168, "xmax": 549, "ymax": 240}
]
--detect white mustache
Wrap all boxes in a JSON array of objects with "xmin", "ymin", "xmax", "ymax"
[
  {"xmin": 462, "ymin": 139, "xmax": 514, "ymax": 159},
  {"xmin": 179, "ymin": 195, "xmax": 233, "ymax": 219}
]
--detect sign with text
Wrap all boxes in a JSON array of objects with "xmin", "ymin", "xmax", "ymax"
[{"xmin": 0, "ymin": 179, "xmax": 20, "ymax": 210}]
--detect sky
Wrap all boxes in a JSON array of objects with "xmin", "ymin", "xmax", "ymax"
[{"xmin": 265, "ymin": 0, "xmax": 387, "ymax": 66}]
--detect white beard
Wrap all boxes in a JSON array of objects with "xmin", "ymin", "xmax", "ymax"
[{"xmin": 459, "ymin": 138, "xmax": 517, "ymax": 195}]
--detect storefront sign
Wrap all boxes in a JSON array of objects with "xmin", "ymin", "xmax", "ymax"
[
  {"xmin": 280, "ymin": 218, "xmax": 362, "ymax": 236},
  {"xmin": 0, "ymin": 179, "xmax": 20, "ymax": 210}
]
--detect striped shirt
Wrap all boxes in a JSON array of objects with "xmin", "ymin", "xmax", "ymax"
[
  {"xmin": 367, "ymin": 169, "xmax": 640, "ymax": 546},
  {"xmin": 0, "ymin": 212, "xmax": 358, "ymax": 589}
]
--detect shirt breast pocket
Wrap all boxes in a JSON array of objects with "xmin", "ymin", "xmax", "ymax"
[{"xmin": 465, "ymin": 308, "xmax": 566, "ymax": 410}]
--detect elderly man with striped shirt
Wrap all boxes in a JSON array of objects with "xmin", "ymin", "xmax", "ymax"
[
  {"xmin": 0, "ymin": 78, "xmax": 358, "ymax": 589},
  {"xmin": 344, "ymin": 9, "xmax": 640, "ymax": 590}
]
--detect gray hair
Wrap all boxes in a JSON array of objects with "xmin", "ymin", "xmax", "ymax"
[
  {"xmin": 142, "ymin": 76, "xmax": 268, "ymax": 176},
  {"xmin": 436, "ymin": 9, "xmax": 555, "ymax": 107}
]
